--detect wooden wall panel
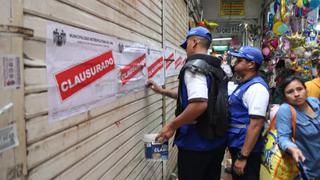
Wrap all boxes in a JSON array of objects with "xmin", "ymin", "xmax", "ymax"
[
  {"xmin": 162, "ymin": 0, "xmax": 188, "ymax": 177},
  {"xmin": 21, "ymin": 0, "xmax": 189, "ymax": 179}
]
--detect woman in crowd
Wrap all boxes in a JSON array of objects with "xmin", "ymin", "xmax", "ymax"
[{"xmin": 276, "ymin": 76, "xmax": 320, "ymax": 178}]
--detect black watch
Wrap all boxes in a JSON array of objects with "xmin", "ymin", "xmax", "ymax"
[{"xmin": 237, "ymin": 151, "xmax": 249, "ymax": 160}]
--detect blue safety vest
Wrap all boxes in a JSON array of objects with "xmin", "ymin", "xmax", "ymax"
[
  {"xmin": 227, "ymin": 76, "xmax": 269, "ymax": 152},
  {"xmin": 174, "ymin": 73, "xmax": 226, "ymax": 151}
]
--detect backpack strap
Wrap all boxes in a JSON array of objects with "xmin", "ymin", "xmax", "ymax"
[
  {"xmin": 291, "ymin": 106, "xmax": 296, "ymax": 142},
  {"xmin": 268, "ymin": 105, "xmax": 296, "ymax": 141}
]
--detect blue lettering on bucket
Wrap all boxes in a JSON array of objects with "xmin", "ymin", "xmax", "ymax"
[{"xmin": 144, "ymin": 141, "xmax": 168, "ymax": 160}]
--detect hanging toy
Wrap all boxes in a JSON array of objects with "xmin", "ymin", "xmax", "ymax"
[
  {"xmin": 310, "ymin": 0, "xmax": 320, "ymax": 10},
  {"xmin": 280, "ymin": 0, "xmax": 287, "ymax": 22},
  {"xmin": 204, "ymin": 19, "xmax": 219, "ymax": 30},
  {"xmin": 270, "ymin": 2, "xmax": 275, "ymax": 14},
  {"xmin": 262, "ymin": 47, "xmax": 271, "ymax": 57},
  {"xmin": 279, "ymin": 36, "xmax": 291, "ymax": 54},
  {"xmin": 270, "ymin": 38, "xmax": 279, "ymax": 49},
  {"xmin": 297, "ymin": 0, "xmax": 303, "ymax": 8},
  {"xmin": 274, "ymin": 0, "xmax": 280, "ymax": 13},
  {"xmin": 290, "ymin": 16, "xmax": 300, "ymax": 33},
  {"xmin": 303, "ymin": 0, "xmax": 310, "ymax": 7},
  {"xmin": 273, "ymin": 21, "xmax": 289, "ymax": 35},
  {"xmin": 302, "ymin": 6, "xmax": 311, "ymax": 16},
  {"xmin": 197, "ymin": 21, "xmax": 206, "ymax": 27},
  {"xmin": 268, "ymin": 12, "xmax": 274, "ymax": 30}
]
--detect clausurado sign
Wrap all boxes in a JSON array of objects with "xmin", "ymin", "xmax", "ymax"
[
  {"xmin": 46, "ymin": 22, "xmax": 118, "ymax": 122},
  {"xmin": 55, "ymin": 51, "xmax": 115, "ymax": 101}
]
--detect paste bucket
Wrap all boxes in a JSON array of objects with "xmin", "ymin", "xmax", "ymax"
[{"xmin": 143, "ymin": 133, "xmax": 168, "ymax": 161}]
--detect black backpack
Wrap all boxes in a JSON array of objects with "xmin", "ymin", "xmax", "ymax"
[{"xmin": 176, "ymin": 55, "xmax": 229, "ymax": 139}]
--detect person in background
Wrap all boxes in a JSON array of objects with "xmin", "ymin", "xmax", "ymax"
[
  {"xmin": 227, "ymin": 46, "xmax": 270, "ymax": 180},
  {"xmin": 210, "ymin": 47, "xmax": 218, "ymax": 57},
  {"xmin": 147, "ymin": 27, "xmax": 227, "ymax": 180},
  {"xmin": 271, "ymin": 59, "xmax": 296, "ymax": 104},
  {"xmin": 305, "ymin": 62, "xmax": 320, "ymax": 98},
  {"xmin": 220, "ymin": 53, "xmax": 233, "ymax": 79},
  {"xmin": 276, "ymin": 76, "xmax": 320, "ymax": 178}
]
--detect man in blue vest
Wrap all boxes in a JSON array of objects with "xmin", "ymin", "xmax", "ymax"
[
  {"xmin": 228, "ymin": 46, "xmax": 269, "ymax": 180},
  {"xmin": 147, "ymin": 27, "xmax": 227, "ymax": 180}
]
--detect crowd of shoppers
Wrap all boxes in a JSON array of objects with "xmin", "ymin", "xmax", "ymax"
[{"xmin": 146, "ymin": 27, "xmax": 320, "ymax": 180}]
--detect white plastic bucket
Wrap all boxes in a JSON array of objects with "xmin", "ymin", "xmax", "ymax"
[{"xmin": 143, "ymin": 133, "xmax": 168, "ymax": 161}]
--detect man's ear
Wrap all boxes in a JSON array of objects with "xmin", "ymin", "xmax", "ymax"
[
  {"xmin": 249, "ymin": 61, "xmax": 256, "ymax": 70},
  {"xmin": 192, "ymin": 39, "xmax": 198, "ymax": 48}
]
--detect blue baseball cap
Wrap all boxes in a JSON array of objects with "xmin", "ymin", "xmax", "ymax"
[
  {"xmin": 180, "ymin": 27, "xmax": 212, "ymax": 49},
  {"xmin": 228, "ymin": 46, "xmax": 264, "ymax": 65}
]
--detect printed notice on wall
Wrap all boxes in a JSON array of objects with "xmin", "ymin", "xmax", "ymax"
[
  {"xmin": 1, "ymin": 55, "xmax": 21, "ymax": 89},
  {"xmin": 147, "ymin": 48, "xmax": 164, "ymax": 86},
  {"xmin": 115, "ymin": 40, "xmax": 147, "ymax": 94},
  {"xmin": 46, "ymin": 22, "xmax": 118, "ymax": 122},
  {"xmin": 0, "ymin": 124, "xmax": 19, "ymax": 154},
  {"xmin": 174, "ymin": 50, "xmax": 186, "ymax": 75},
  {"xmin": 164, "ymin": 46, "xmax": 175, "ymax": 77}
]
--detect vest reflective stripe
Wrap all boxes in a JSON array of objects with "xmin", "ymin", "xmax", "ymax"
[
  {"xmin": 229, "ymin": 124, "xmax": 247, "ymax": 128},
  {"xmin": 227, "ymin": 76, "xmax": 269, "ymax": 151}
]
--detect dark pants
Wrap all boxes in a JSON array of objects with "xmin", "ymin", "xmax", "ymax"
[
  {"xmin": 229, "ymin": 148, "xmax": 261, "ymax": 180},
  {"xmin": 177, "ymin": 145, "xmax": 225, "ymax": 180}
]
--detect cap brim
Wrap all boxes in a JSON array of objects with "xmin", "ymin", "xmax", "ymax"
[
  {"xmin": 228, "ymin": 51, "xmax": 245, "ymax": 59},
  {"xmin": 180, "ymin": 40, "xmax": 187, "ymax": 49}
]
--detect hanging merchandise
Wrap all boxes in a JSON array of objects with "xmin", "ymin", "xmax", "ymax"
[
  {"xmin": 270, "ymin": 38, "xmax": 279, "ymax": 49},
  {"xmin": 279, "ymin": 36, "xmax": 291, "ymax": 54},
  {"xmin": 310, "ymin": 0, "xmax": 320, "ymax": 10},
  {"xmin": 270, "ymin": 2, "xmax": 275, "ymax": 14},
  {"xmin": 280, "ymin": 0, "xmax": 287, "ymax": 22},
  {"xmin": 303, "ymin": 0, "xmax": 310, "ymax": 7},
  {"xmin": 204, "ymin": 19, "xmax": 219, "ymax": 30},
  {"xmin": 261, "ymin": 0, "xmax": 320, "ymax": 84},
  {"xmin": 268, "ymin": 12, "xmax": 275, "ymax": 30},
  {"xmin": 196, "ymin": 19, "xmax": 219, "ymax": 30},
  {"xmin": 263, "ymin": 47, "xmax": 271, "ymax": 57},
  {"xmin": 273, "ymin": 21, "xmax": 289, "ymax": 35},
  {"xmin": 297, "ymin": 0, "xmax": 303, "ymax": 8}
]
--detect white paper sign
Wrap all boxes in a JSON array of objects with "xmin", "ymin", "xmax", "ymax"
[
  {"xmin": 46, "ymin": 22, "xmax": 118, "ymax": 122},
  {"xmin": 116, "ymin": 40, "xmax": 147, "ymax": 94},
  {"xmin": 1, "ymin": 55, "xmax": 21, "ymax": 89},
  {"xmin": 174, "ymin": 50, "xmax": 186, "ymax": 75},
  {"xmin": 0, "ymin": 124, "xmax": 19, "ymax": 154},
  {"xmin": 147, "ymin": 48, "xmax": 164, "ymax": 86},
  {"xmin": 164, "ymin": 46, "xmax": 175, "ymax": 77}
]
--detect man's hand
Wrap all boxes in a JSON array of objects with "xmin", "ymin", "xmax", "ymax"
[
  {"xmin": 288, "ymin": 146, "xmax": 305, "ymax": 163},
  {"xmin": 146, "ymin": 79, "xmax": 178, "ymax": 99},
  {"xmin": 233, "ymin": 159, "xmax": 247, "ymax": 176},
  {"xmin": 156, "ymin": 123, "xmax": 176, "ymax": 143},
  {"xmin": 146, "ymin": 79, "xmax": 163, "ymax": 94}
]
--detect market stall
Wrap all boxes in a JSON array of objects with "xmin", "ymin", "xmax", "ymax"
[{"xmin": 261, "ymin": 0, "xmax": 320, "ymax": 89}]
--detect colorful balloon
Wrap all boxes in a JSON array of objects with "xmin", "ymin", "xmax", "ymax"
[
  {"xmin": 273, "ymin": 21, "xmax": 289, "ymax": 35},
  {"xmin": 262, "ymin": 47, "xmax": 271, "ymax": 56},
  {"xmin": 197, "ymin": 21, "xmax": 205, "ymax": 27},
  {"xmin": 297, "ymin": 0, "xmax": 303, "ymax": 8},
  {"xmin": 303, "ymin": 0, "xmax": 310, "ymax": 7},
  {"xmin": 280, "ymin": 0, "xmax": 286, "ymax": 22},
  {"xmin": 270, "ymin": 38, "xmax": 279, "ymax": 49},
  {"xmin": 310, "ymin": 0, "xmax": 320, "ymax": 10},
  {"xmin": 268, "ymin": 12, "xmax": 274, "ymax": 30},
  {"xmin": 204, "ymin": 19, "xmax": 219, "ymax": 29},
  {"xmin": 270, "ymin": 2, "xmax": 275, "ymax": 14}
]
